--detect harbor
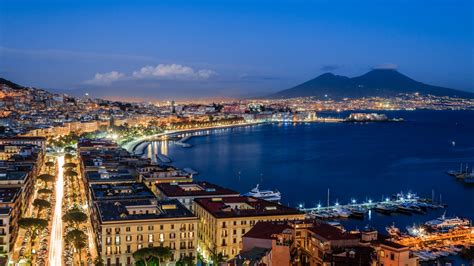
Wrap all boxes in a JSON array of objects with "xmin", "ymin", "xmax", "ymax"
[
  {"xmin": 447, "ymin": 163, "xmax": 474, "ymax": 184},
  {"xmin": 387, "ymin": 214, "xmax": 474, "ymax": 263},
  {"xmin": 299, "ymin": 191, "xmax": 445, "ymax": 220}
]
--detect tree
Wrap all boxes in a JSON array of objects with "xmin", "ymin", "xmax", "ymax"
[
  {"xmin": 37, "ymin": 173, "xmax": 54, "ymax": 188},
  {"xmin": 94, "ymin": 257, "xmax": 105, "ymax": 266},
  {"xmin": 64, "ymin": 170, "xmax": 78, "ymax": 177},
  {"xmin": 63, "ymin": 162, "xmax": 77, "ymax": 169},
  {"xmin": 66, "ymin": 229, "xmax": 87, "ymax": 266},
  {"xmin": 32, "ymin": 199, "xmax": 51, "ymax": 217},
  {"xmin": 133, "ymin": 246, "xmax": 173, "ymax": 266},
  {"xmin": 176, "ymin": 255, "xmax": 195, "ymax": 266},
  {"xmin": 63, "ymin": 209, "xmax": 88, "ymax": 227},
  {"xmin": 45, "ymin": 161, "xmax": 55, "ymax": 169},
  {"xmin": 18, "ymin": 218, "xmax": 48, "ymax": 242},
  {"xmin": 37, "ymin": 188, "xmax": 53, "ymax": 194}
]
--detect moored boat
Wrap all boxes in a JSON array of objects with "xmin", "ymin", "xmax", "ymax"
[{"xmin": 244, "ymin": 184, "xmax": 281, "ymax": 202}]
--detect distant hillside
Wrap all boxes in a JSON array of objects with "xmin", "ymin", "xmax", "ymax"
[
  {"xmin": 0, "ymin": 78, "xmax": 24, "ymax": 90},
  {"xmin": 269, "ymin": 69, "xmax": 474, "ymax": 99}
]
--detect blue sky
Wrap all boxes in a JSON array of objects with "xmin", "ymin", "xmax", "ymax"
[{"xmin": 0, "ymin": 0, "xmax": 472, "ymax": 100}]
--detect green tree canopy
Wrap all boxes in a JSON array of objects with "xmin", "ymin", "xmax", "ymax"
[
  {"xmin": 18, "ymin": 217, "xmax": 48, "ymax": 240},
  {"xmin": 62, "ymin": 209, "xmax": 88, "ymax": 225},
  {"xmin": 64, "ymin": 170, "xmax": 78, "ymax": 177},
  {"xmin": 133, "ymin": 246, "xmax": 173, "ymax": 266},
  {"xmin": 37, "ymin": 188, "xmax": 53, "ymax": 194},
  {"xmin": 63, "ymin": 162, "xmax": 77, "ymax": 169},
  {"xmin": 33, "ymin": 198, "xmax": 51, "ymax": 209},
  {"xmin": 37, "ymin": 174, "xmax": 54, "ymax": 183},
  {"xmin": 176, "ymin": 255, "xmax": 195, "ymax": 266},
  {"xmin": 66, "ymin": 229, "xmax": 87, "ymax": 266}
]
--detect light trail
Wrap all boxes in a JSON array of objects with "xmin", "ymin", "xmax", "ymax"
[{"xmin": 48, "ymin": 155, "xmax": 64, "ymax": 266}]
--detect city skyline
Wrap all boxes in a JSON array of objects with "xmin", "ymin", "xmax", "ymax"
[{"xmin": 1, "ymin": 0, "xmax": 473, "ymax": 100}]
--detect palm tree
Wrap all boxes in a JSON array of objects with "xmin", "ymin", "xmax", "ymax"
[{"xmin": 66, "ymin": 229, "xmax": 87, "ymax": 266}]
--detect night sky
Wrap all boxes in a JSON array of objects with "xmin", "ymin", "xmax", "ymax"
[{"xmin": 0, "ymin": 0, "xmax": 472, "ymax": 100}]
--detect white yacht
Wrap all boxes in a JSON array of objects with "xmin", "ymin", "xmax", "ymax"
[
  {"xmin": 244, "ymin": 184, "xmax": 281, "ymax": 202},
  {"xmin": 425, "ymin": 213, "xmax": 470, "ymax": 230}
]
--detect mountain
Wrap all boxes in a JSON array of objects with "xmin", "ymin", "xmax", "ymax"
[
  {"xmin": 0, "ymin": 78, "xmax": 24, "ymax": 90},
  {"xmin": 269, "ymin": 69, "xmax": 474, "ymax": 99}
]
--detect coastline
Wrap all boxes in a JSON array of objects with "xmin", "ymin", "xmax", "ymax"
[{"xmin": 121, "ymin": 120, "xmax": 266, "ymax": 154}]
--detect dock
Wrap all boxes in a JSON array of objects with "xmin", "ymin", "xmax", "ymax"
[{"xmin": 299, "ymin": 192, "xmax": 444, "ymax": 220}]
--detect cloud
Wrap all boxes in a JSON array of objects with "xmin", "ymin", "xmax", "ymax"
[
  {"xmin": 374, "ymin": 63, "xmax": 398, "ymax": 70},
  {"xmin": 85, "ymin": 71, "xmax": 125, "ymax": 85},
  {"xmin": 132, "ymin": 64, "xmax": 216, "ymax": 80},
  {"xmin": 320, "ymin": 64, "xmax": 340, "ymax": 72}
]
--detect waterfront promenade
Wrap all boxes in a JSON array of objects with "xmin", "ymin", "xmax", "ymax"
[{"xmin": 121, "ymin": 121, "xmax": 264, "ymax": 154}]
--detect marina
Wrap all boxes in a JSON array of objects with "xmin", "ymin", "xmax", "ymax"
[
  {"xmin": 299, "ymin": 191, "xmax": 445, "ymax": 220},
  {"xmin": 388, "ymin": 216, "xmax": 474, "ymax": 263}
]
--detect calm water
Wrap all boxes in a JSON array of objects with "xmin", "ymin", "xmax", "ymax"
[{"xmin": 146, "ymin": 110, "xmax": 474, "ymax": 234}]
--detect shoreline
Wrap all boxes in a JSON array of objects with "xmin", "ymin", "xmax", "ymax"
[{"xmin": 122, "ymin": 121, "xmax": 265, "ymax": 154}]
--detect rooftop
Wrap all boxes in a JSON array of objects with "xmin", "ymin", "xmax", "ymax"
[
  {"xmin": 194, "ymin": 196, "xmax": 303, "ymax": 218},
  {"xmin": 85, "ymin": 170, "xmax": 136, "ymax": 183},
  {"xmin": 307, "ymin": 221, "xmax": 360, "ymax": 241},
  {"xmin": 0, "ymin": 187, "xmax": 22, "ymax": 203},
  {"xmin": 228, "ymin": 247, "xmax": 271, "ymax": 266},
  {"xmin": 90, "ymin": 182, "xmax": 156, "ymax": 201},
  {"xmin": 0, "ymin": 171, "xmax": 28, "ymax": 181},
  {"xmin": 156, "ymin": 181, "xmax": 239, "ymax": 197},
  {"xmin": 244, "ymin": 221, "xmax": 292, "ymax": 240},
  {"xmin": 95, "ymin": 199, "xmax": 195, "ymax": 223}
]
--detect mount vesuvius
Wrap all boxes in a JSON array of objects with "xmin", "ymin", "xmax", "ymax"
[{"xmin": 269, "ymin": 69, "xmax": 474, "ymax": 99}]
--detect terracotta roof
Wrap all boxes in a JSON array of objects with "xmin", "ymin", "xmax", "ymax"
[
  {"xmin": 244, "ymin": 221, "xmax": 292, "ymax": 240},
  {"xmin": 308, "ymin": 221, "xmax": 359, "ymax": 241},
  {"xmin": 194, "ymin": 196, "xmax": 303, "ymax": 218}
]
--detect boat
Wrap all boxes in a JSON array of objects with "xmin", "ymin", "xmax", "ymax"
[
  {"xmin": 396, "ymin": 204, "xmax": 413, "ymax": 215},
  {"xmin": 348, "ymin": 207, "xmax": 366, "ymax": 219},
  {"xmin": 406, "ymin": 203, "xmax": 426, "ymax": 214},
  {"xmin": 425, "ymin": 213, "xmax": 471, "ymax": 230},
  {"xmin": 406, "ymin": 224, "xmax": 425, "ymax": 237},
  {"xmin": 244, "ymin": 184, "xmax": 281, "ymax": 202},
  {"xmin": 463, "ymin": 176, "xmax": 474, "ymax": 184},
  {"xmin": 334, "ymin": 208, "xmax": 351, "ymax": 218},
  {"xmin": 386, "ymin": 224, "xmax": 401, "ymax": 237},
  {"xmin": 374, "ymin": 204, "xmax": 396, "ymax": 215}
]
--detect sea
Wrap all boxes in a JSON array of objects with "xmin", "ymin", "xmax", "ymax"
[{"xmin": 145, "ymin": 110, "xmax": 474, "ymax": 264}]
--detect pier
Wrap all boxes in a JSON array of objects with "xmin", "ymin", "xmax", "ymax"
[{"xmin": 299, "ymin": 191, "xmax": 444, "ymax": 219}]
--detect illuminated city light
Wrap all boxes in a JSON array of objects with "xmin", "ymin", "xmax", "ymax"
[{"xmin": 49, "ymin": 155, "xmax": 64, "ymax": 266}]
